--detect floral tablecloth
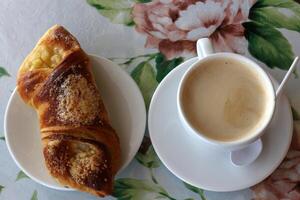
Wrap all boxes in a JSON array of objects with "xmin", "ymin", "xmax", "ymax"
[{"xmin": 1, "ymin": 0, "xmax": 300, "ymax": 199}]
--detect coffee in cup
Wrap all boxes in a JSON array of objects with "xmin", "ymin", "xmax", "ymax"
[{"xmin": 179, "ymin": 57, "xmax": 273, "ymax": 142}]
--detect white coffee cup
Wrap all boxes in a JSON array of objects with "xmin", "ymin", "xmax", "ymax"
[{"xmin": 177, "ymin": 38, "xmax": 276, "ymax": 151}]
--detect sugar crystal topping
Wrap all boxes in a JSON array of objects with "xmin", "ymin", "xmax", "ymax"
[{"xmin": 57, "ymin": 74, "xmax": 100, "ymax": 125}]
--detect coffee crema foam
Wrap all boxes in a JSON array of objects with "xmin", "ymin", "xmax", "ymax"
[{"xmin": 181, "ymin": 58, "xmax": 270, "ymax": 142}]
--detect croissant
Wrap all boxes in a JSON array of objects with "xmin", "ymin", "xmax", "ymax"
[{"xmin": 17, "ymin": 25, "xmax": 121, "ymax": 197}]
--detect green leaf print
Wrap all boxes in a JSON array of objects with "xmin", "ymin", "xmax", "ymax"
[
  {"xmin": 155, "ymin": 53, "xmax": 183, "ymax": 82},
  {"xmin": 253, "ymin": 0, "xmax": 300, "ymax": 14},
  {"xmin": 89, "ymin": 0, "xmax": 133, "ymax": 8},
  {"xmin": 136, "ymin": 145, "xmax": 160, "ymax": 169},
  {"xmin": 250, "ymin": 0, "xmax": 300, "ymax": 32},
  {"xmin": 0, "ymin": 136, "xmax": 5, "ymax": 141},
  {"xmin": 30, "ymin": 190, "xmax": 38, "ymax": 200},
  {"xmin": 16, "ymin": 171, "xmax": 29, "ymax": 181},
  {"xmin": 292, "ymin": 107, "xmax": 300, "ymax": 120},
  {"xmin": 87, "ymin": 0, "xmax": 134, "ymax": 25},
  {"xmin": 113, "ymin": 178, "xmax": 175, "ymax": 200},
  {"xmin": 131, "ymin": 61, "xmax": 158, "ymax": 108},
  {"xmin": 0, "ymin": 67, "xmax": 10, "ymax": 78},
  {"xmin": 0, "ymin": 185, "xmax": 4, "ymax": 194},
  {"xmin": 135, "ymin": 136, "xmax": 160, "ymax": 183},
  {"xmin": 183, "ymin": 182, "xmax": 206, "ymax": 200},
  {"xmin": 243, "ymin": 21, "xmax": 294, "ymax": 70},
  {"xmin": 135, "ymin": 0, "xmax": 152, "ymax": 3}
]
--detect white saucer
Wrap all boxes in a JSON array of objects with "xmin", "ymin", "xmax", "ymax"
[
  {"xmin": 4, "ymin": 55, "xmax": 146, "ymax": 191},
  {"xmin": 148, "ymin": 58, "xmax": 293, "ymax": 192}
]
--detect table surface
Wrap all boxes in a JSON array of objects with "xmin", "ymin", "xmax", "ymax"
[{"xmin": 1, "ymin": 0, "xmax": 300, "ymax": 199}]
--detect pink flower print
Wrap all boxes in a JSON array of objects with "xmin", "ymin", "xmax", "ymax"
[
  {"xmin": 132, "ymin": 0, "xmax": 256, "ymax": 59},
  {"xmin": 251, "ymin": 121, "xmax": 300, "ymax": 200}
]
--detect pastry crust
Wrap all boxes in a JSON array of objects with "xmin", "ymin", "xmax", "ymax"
[{"xmin": 17, "ymin": 25, "xmax": 121, "ymax": 197}]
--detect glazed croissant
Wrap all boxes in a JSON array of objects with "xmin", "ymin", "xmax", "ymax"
[{"xmin": 17, "ymin": 25, "xmax": 121, "ymax": 196}]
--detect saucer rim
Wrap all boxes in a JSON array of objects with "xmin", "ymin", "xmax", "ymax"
[{"xmin": 148, "ymin": 57, "xmax": 293, "ymax": 192}]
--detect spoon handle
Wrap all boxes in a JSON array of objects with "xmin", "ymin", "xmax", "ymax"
[{"xmin": 276, "ymin": 56, "xmax": 299, "ymax": 98}]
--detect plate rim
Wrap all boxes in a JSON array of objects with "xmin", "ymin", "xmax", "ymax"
[
  {"xmin": 4, "ymin": 54, "xmax": 146, "ymax": 191},
  {"xmin": 148, "ymin": 57, "xmax": 293, "ymax": 192},
  {"xmin": 89, "ymin": 54, "xmax": 146, "ymax": 172}
]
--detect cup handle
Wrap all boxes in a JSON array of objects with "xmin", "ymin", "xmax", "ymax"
[{"xmin": 196, "ymin": 38, "xmax": 215, "ymax": 59}]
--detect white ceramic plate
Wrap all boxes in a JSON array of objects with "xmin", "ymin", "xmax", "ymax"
[
  {"xmin": 148, "ymin": 58, "xmax": 293, "ymax": 192},
  {"xmin": 4, "ymin": 55, "xmax": 146, "ymax": 191}
]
